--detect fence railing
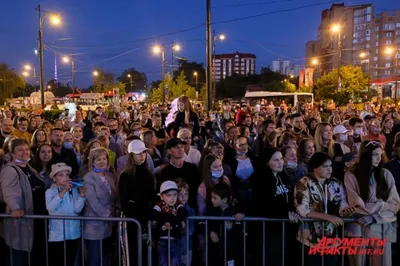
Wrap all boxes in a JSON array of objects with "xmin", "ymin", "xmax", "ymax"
[{"xmin": 0, "ymin": 214, "xmax": 391, "ymax": 266}]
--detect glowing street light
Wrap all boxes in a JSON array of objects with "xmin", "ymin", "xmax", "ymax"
[
  {"xmin": 50, "ymin": 15, "xmax": 61, "ymax": 26},
  {"xmin": 385, "ymin": 47, "xmax": 394, "ymax": 55},
  {"xmin": 22, "ymin": 71, "xmax": 29, "ymax": 77},
  {"xmin": 311, "ymin": 58, "xmax": 319, "ymax": 66},
  {"xmin": 152, "ymin": 45, "xmax": 162, "ymax": 55},
  {"xmin": 62, "ymin": 56, "xmax": 70, "ymax": 63},
  {"xmin": 24, "ymin": 65, "xmax": 32, "ymax": 70},
  {"xmin": 172, "ymin": 44, "xmax": 181, "ymax": 52},
  {"xmin": 359, "ymin": 52, "xmax": 366, "ymax": 58},
  {"xmin": 218, "ymin": 34, "xmax": 226, "ymax": 41},
  {"xmin": 93, "ymin": 71, "xmax": 99, "ymax": 76},
  {"xmin": 332, "ymin": 24, "xmax": 340, "ymax": 33}
]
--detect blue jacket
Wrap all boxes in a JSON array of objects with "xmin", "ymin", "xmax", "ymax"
[{"xmin": 45, "ymin": 185, "xmax": 85, "ymax": 242}]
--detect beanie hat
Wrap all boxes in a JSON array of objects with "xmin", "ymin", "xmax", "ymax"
[
  {"xmin": 308, "ymin": 152, "xmax": 331, "ymax": 174},
  {"xmin": 262, "ymin": 147, "xmax": 280, "ymax": 164}
]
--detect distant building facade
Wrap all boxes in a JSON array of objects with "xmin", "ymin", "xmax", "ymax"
[
  {"xmin": 213, "ymin": 52, "xmax": 256, "ymax": 81},
  {"xmin": 306, "ymin": 3, "xmax": 400, "ymax": 81},
  {"xmin": 271, "ymin": 59, "xmax": 300, "ymax": 76}
]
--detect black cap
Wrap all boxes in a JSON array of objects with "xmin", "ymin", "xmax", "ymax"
[
  {"xmin": 342, "ymin": 152, "xmax": 356, "ymax": 164},
  {"xmin": 165, "ymin": 138, "xmax": 187, "ymax": 149}
]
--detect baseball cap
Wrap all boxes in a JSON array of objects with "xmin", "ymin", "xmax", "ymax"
[
  {"xmin": 160, "ymin": 181, "xmax": 178, "ymax": 194},
  {"xmin": 127, "ymin": 139, "xmax": 149, "ymax": 154},
  {"xmin": 165, "ymin": 138, "xmax": 187, "ymax": 150},
  {"xmin": 333, "ymin": 125, "xmax": 349, "ymax": 135}
]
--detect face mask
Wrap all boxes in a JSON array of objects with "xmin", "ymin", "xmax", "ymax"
[
  {"xmin": 63, "ymin": 142, "xmax": 73, "ymax": 150},
  {"xmin": 15, "ymin": 158, "xmax": 30, "ymax": 164},
  {"xmin": 134, "ymin": 130, "xmax": 141, "ymax": 136},
  {"xmin": 211, "ymin": 169, "xmax": 224, "ymax": 179},
  {"xmin": 93, "ymin": 167, "xmax": 109, "ymax": 173},
  {"xmin": 236, "ymin": 150, "xmax": 247, "ymax": 156},
  {"xmin": 339, "ymin": 134, "xmax": 348, "ymax": 142},
  {"xmin": 373, "ymin": 128, "xmax": 380, "ymax": 135},
  {"xmin": 286, "ymin": 160, "xmax": 297, "ymax": 169},
  {"xmin": 354, "ymin": 128, "xmax": 362, "ymax": 135}
]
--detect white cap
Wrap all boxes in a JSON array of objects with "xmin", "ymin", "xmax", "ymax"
[
  {"xmin": 333, "ymin": 125, "xmax": 349, "ymax": 135},
  {"xmin": 160, "ymin": 181, "xmax": 178, "ymax": 194},
  {"xmin": 127, "ymin": 139, "xmax": 149, "ymax": 154}
]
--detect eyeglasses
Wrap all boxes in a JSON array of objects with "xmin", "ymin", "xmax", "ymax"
[{"xmin": 366, "ymin": 141, "xmax": 381, "ymax": 147}]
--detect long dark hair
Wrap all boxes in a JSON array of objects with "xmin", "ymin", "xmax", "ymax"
[
  {"xmin": 201, "ymin": 154, "xmax": 228, "ymax": 207},
  {"xmin": 351, "ymin": 141, "xmax": 389, "ymax": 202}
]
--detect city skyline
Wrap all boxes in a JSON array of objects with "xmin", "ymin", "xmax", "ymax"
[{"xmin": 0, "ymin": 0, "xmax": 398, "ymax": 89}]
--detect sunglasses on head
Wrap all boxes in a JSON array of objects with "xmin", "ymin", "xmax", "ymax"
[{"xmin": 366, "ymin": 141, "xmax": 381, "ymax": 147}]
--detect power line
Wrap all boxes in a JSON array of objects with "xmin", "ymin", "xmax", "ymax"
[
  {"xmin": 213, "ymin": 0, "xmax": 335, "ymax": 24},
  {"xmin": 49, "ymin": 24, "xmax": 205, "ymax": 49},
  {"xmin": 213, "ymin": 0, "xmax": 296, "ymax": 8}
]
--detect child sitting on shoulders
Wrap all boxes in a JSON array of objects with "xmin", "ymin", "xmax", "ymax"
[
  {"xmin": 206, "ymin": 182, "xmax": 244, "ymax": 266},
  {"xmin": 151, "ymin": 181, "xmax": 188, "ymax": 266}
]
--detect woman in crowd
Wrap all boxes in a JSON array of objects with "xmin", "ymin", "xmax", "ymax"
[
  {"xmin": 252, "ymin": 147, "xmax": 299, "ymax": 266},
  {"xmin": 79, "ymin": 140, "xmax": 102, "ymax": 177},
  {"xmin": 0, "ymin": 138, "xmax": 47, "ymax": 266},
  {"xmin": 197, "ymin": 154, "xmax": 231, "ymax": 216},
  {"xmin": 83, "ymin": 147, "xmax": 117, "ymax": 266},
  {"xmin": 295, "ymin": 152, "xmax": 356, "ymax": 266},
  {"xmin": 297, "ymin": 138, "xmax": 315, "ymax": 176},
  {"xmin": 30, "ymin": 129, "xmax": 48, "ymax": 155},
  {"xmin": 345, "ymin": 141, "xmax": 400, "ymax": 266},
  {"xmin": 119, "ymin": 139, "xmax": 156, "ymax": 266},
  {"xmin": 173, "ymin": 95, "xmax": 200, "ymax": 140},
  {"xmin": 31, "ymin": 143, "xmax": 53, "ymax": 189}
]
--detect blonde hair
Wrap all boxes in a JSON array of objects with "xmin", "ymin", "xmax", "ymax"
[
  {"xmin": 314, "ymin": 123, "xmax": 335, "ymax": 158},
  {"xmin": 88, "ymin": 147, "xmax": 109, "ymax": 171},
  {"xmin": 177, "ymin": 128, "xmax": 192, "ymax": 138}
]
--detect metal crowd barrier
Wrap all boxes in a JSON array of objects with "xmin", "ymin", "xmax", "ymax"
[
  {"xmin": 0, "ymin": 214, "xmax": 143, "ymax": 266},
  {"xmin": 0, "ymin": 214, "xmax": 391, "ymax": 266},
  {"xmin": 147, "ymin": 216, "xmax": 390, "ymax": 266}
]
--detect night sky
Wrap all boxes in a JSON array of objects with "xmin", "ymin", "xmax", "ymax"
[{"xmin": 1, "ymin": 0, "xmax": 398, "ymax": 88}]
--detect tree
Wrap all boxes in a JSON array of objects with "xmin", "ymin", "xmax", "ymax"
[
  {"xmin": 150, "ymin": 71, "xmax": 197, "ymax": 103},
  {"xmin": 173, "ymin": 59, "xmax": 205, "ymax": 88},
  {"xmin": 0, "ymin": 64, "xmax": 25, "ymax": 101},
  {"xmin": 315, "ymin": 65, "xmax": 370, "ymax": 105},
  {"xmin": 91, "ymin": 69, "xmax": 115, "ymax": 93},
  {"xmin": 117, "ymin": 68, "xmax": 148, "ymax": 92}
]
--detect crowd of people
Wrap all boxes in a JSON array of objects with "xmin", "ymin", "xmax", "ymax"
[{"xmin": 0, "ymin": 96, "xmax": 399, "ymax": 266}]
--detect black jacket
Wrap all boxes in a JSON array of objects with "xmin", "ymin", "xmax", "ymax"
[
  {"xmin": 119, "ymin": 164, "xmax": 156, "ymax": 228},
  {"xmin": 173, "ymin": 111, "xmax": 200, "ymax": 137}
]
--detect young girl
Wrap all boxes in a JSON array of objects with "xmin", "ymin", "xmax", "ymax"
[
  {"xmin": 345, "ymin": 141, "xmax": 400, "ymax": 266},
  {"xmin": 173, "ymin": 95, "xmax": 200, "ymax": 139},
  {"xmin": 45, "ymin": 162, "xmax": 85, "ymax": 266}
]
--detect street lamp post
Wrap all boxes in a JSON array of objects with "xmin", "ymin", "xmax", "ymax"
[
  {"xmin": 93, "ymin": 71, "xmax": 99, "ymax": 92},
  {"xmin": 127, "ymin": 74, "xmax": 133, "ymax": 93},
  {"xmin": 153, "ymin": 45, "xmax": 166, "ymax": 102},
  {"xmin": 385, "ymin": 47, "xmax": 399, "ymax": 102},
  {"xmin": 194, "ymin": 71, "xmax": 199, "ymax": 98},
  {"xmin": 332, "ymin": 24, "xmax": 341, "ymax": 104},
  {"xmin": 62, "ymin": 56, "xmax": 76, "ymax": 102},
  {"xmin": 171, "ymin": 42, "xmax": 181, "ymax": 74},
  {"xmin": 212, "ymin": 30, "xmax": 225, "ymax": 102},
  {"xmin": 36, "ymin": 4, "xmax": 61, "ymax": 109},
  {"xmin": 22, "ymin": 71, "xmax": 29, "ymax": 102},
  {"xmin": 24, "ymin": 64, "xmax": 37, "ymax": 91},
  {"xmin": 206, "ymin": 0, "xmax": 212, "ymax": 110}
]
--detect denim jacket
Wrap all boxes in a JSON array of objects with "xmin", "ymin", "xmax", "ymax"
[{"xmin": 45, "ymin": 185, "xmax": 85, "ymax": 242}]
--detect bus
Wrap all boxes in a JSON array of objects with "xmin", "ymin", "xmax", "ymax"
[{"xmin": 244, "ymin": 91, "xmax": 314, "ymax": 107}]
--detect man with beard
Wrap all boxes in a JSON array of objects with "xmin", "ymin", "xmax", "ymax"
[
  {"xmin": 50, "ymin": 128, "xmax": 79, "ymax": 178},
  {"xmin": 0, "ymin": 118, "xmax": 13, "ymax": 147},
  {"xmin": 11, "ymin": 117, "xmax": 32, "ymax": 143}
]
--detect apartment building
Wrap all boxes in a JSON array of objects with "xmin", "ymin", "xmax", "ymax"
[
  {"xmin": 305, "ymin": 3, "xmax": 400, "ymax": 80},
  {"xmin": 213, "ymin": 52, "xmax": 256, "ymax": 81}
]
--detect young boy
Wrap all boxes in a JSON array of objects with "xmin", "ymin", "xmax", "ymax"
[
  {"xmin": 151, "ymin": 181, "xmax": 188, "ymax": 266},
  {"xmin": 207, "ymin": 182, "xmax": 244, "ymax": 266},
  {"xmin": 175, "ymin": 178, "xmax": 196, "ymax": 266}
]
